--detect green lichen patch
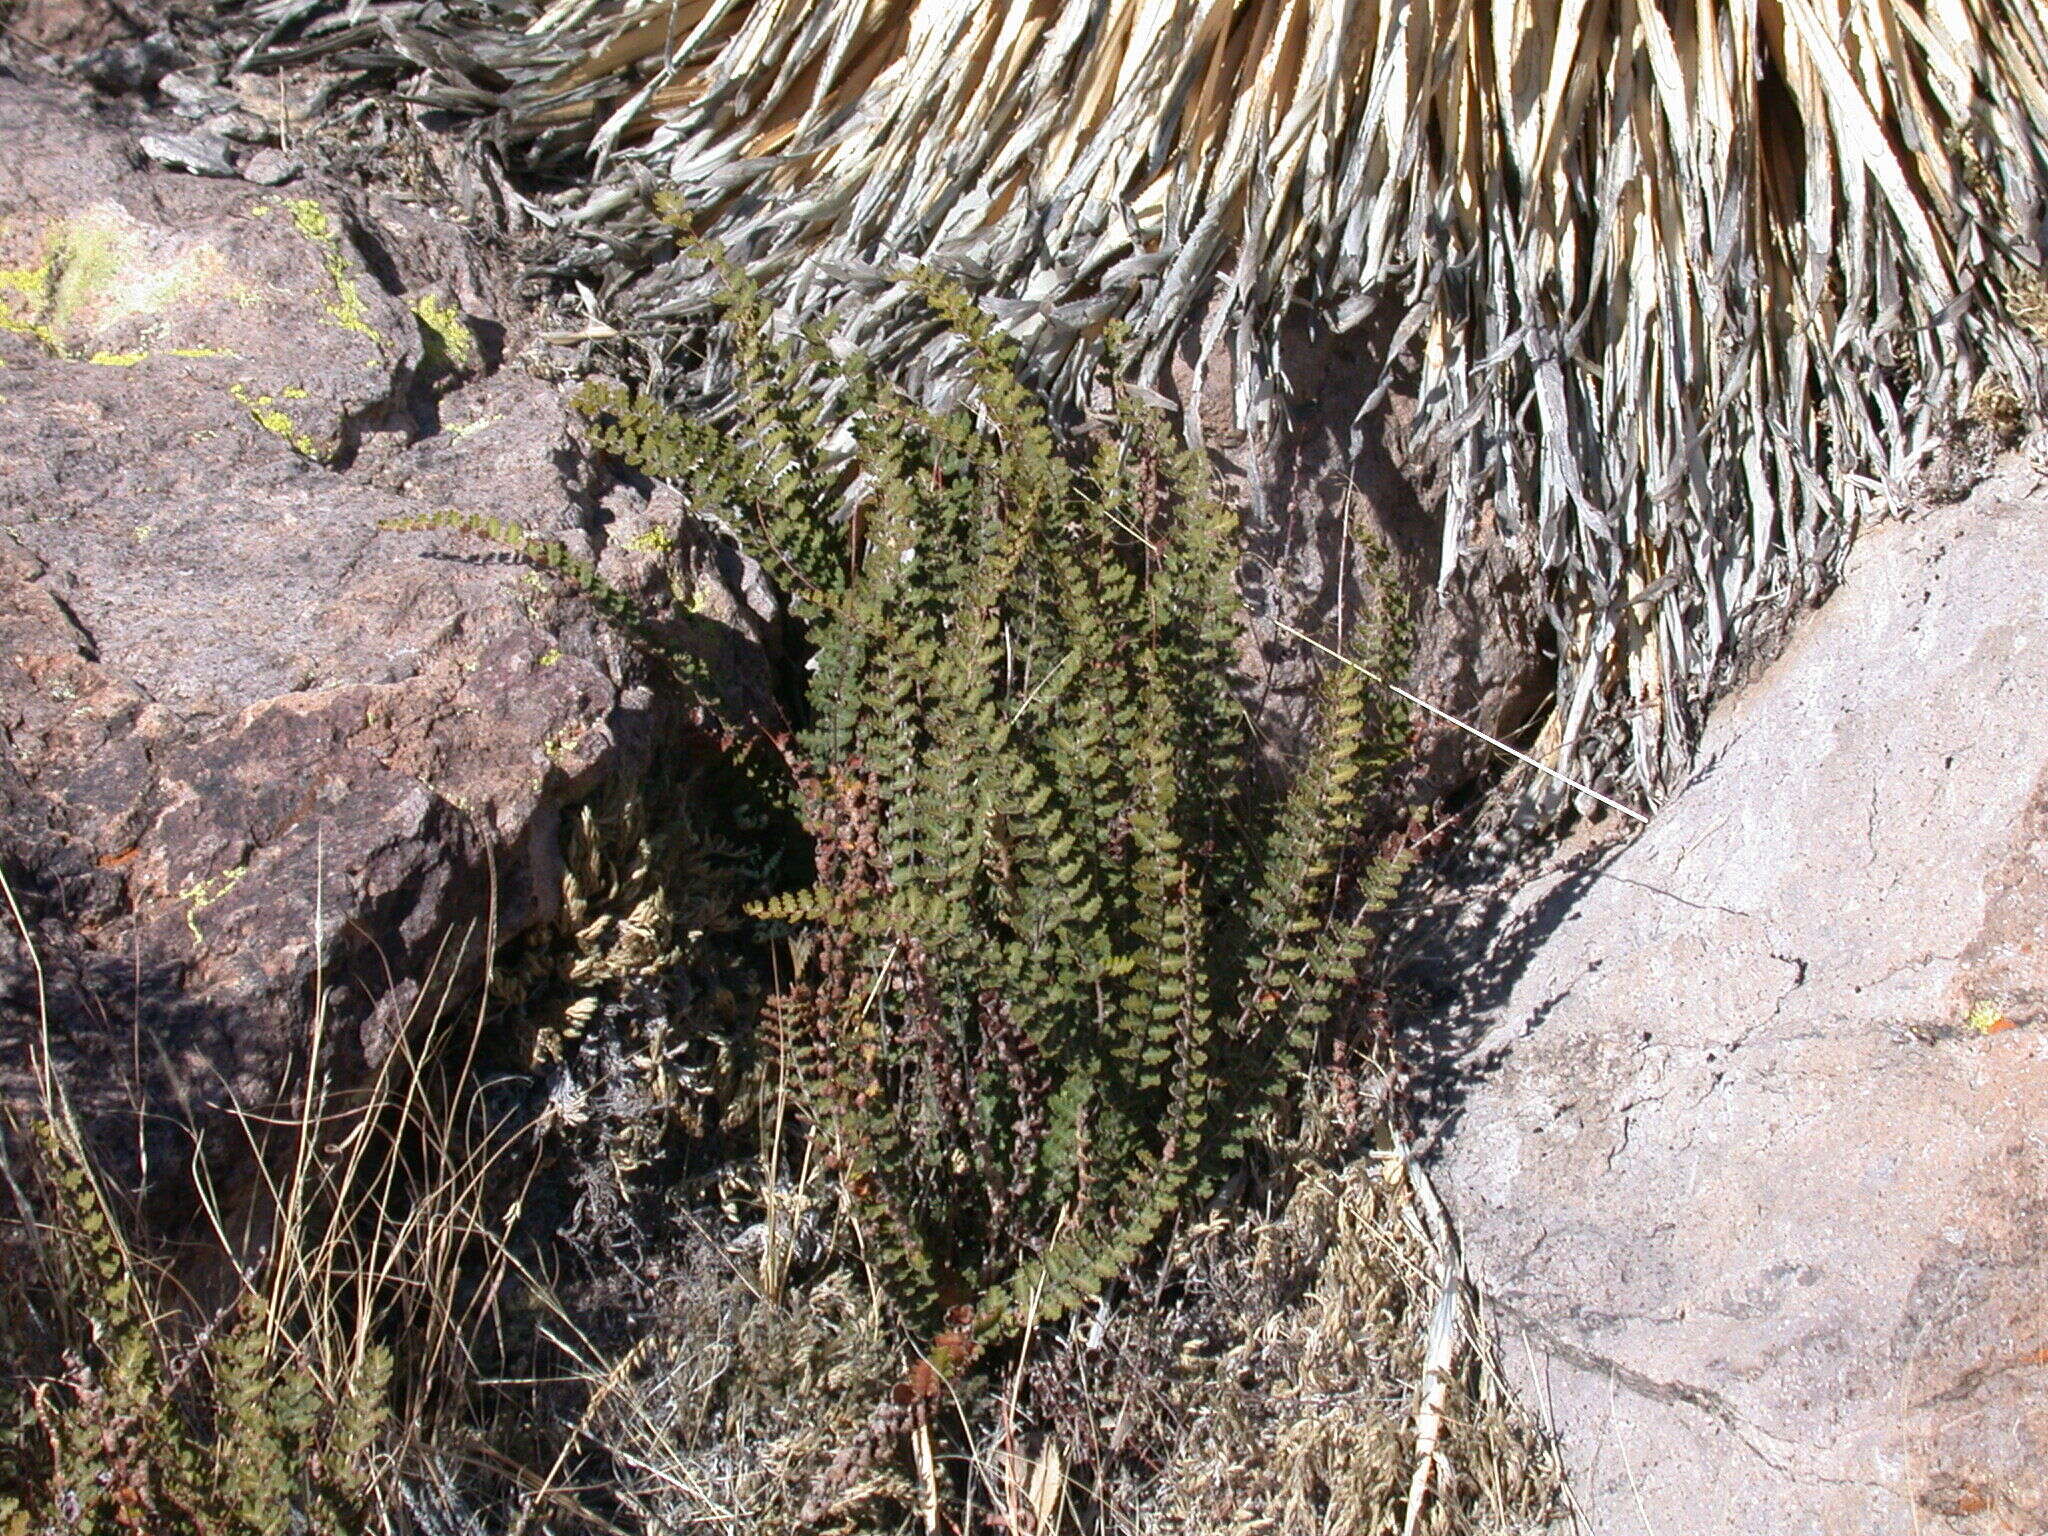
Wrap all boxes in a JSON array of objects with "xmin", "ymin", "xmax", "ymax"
[
  {"xmin": 68, "ymin": 344, "xmax": 243, "ymax": 366},
  {"xmin": 1965, "ymin": 998, "xmax": 2019, "ymax": 1035},
  {"xmin": 412, "ymin": 293, "xmax": 478, "ymax": 373},
  {"xmin": 0, "ymin": 256, "xmax": 65, "ymax": 354},
  {"xmin": 231, "ymin": 381, "xmax": 330, "ymax": 461},
  {"xmin": 44, "ymin": 208, "xmax": 130, "ymax": 326},
  {"xmin": 623, "ymin": 524, "xmax": 676, "ymax": 555},
  {"xmin": 445, "ymin": 411, "xmax": 500, "ymax": 439}
]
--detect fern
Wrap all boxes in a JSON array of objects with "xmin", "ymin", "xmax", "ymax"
[
  {"xmin": 0, "ymin": 1123, "xmax": 390, "ymax": 1535},
  {"xmin": 577, "ymin": 278, "xmax": 1418, "ymax": 1353},
  {"xmin": 375, "ymin": 509, "xmax": 721, "ymax": 697}
]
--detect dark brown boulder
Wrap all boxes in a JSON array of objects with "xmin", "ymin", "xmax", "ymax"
[{"xmin": 0, "ymin": 74, "xmax": 777, "ymax": 1209}]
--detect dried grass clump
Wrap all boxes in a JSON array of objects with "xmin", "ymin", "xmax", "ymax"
[
  {"xmin": 0, "ymin": 741, "xmax": 796, "ymax": 1534},
  {"xmin": 541, "ymin": 1076, "xmax": 1556, "ymax": 1536},
  {"xmin": 1039, "ymin": 1111, "xmax": 1558, "ymax": 1536},
  {"xmin": 0, "ymin": 958, "xmax": 536, "ymax": 1534},
  {"xmin": 555, "ymin": 1237, "xmax": 916, "ymax": 1534},
  {"xmin": 492, "ymin": 768, "xmax": 768, "ymax": 1243},
  {"xmin": 240, "ymin": 0, "xmax": 2048, "ymax": 795}
]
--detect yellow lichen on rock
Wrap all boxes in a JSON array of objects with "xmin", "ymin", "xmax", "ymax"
[
  {"xmin": 412, "ymin": 292, "xmax": 477, "ymax": 372},
  {"xmin": 277, "ymin": 198, "xmax": 386, "ymax": 352},
  {"xmin": 230, "ymin": 381, "xmax": 329, "ymax": 460},
  {"xmin": 0, "ymin": 204, "xmax": 238, "ymax": 357}
]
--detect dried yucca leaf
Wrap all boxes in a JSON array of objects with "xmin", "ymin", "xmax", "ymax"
[{"xmin": 239, "ymin": 0, "xmax": 2048, "ymax": 797}]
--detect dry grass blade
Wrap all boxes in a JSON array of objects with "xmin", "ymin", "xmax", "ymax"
[
  {"xmin": 1036, "ymin": 1103, "xmax": 1560, "ymax": 1535},
  {"xmin": 0, "ymin": 838, "xmax": 557, "ymax": 1532}
]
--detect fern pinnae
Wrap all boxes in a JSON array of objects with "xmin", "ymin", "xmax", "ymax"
[{"xmin": 580, "ymin": 278, "xmax": 1417, "ymax": 1360}]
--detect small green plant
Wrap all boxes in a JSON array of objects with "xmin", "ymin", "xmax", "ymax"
[
  {"xmin": 0, "ymin": 1119, "xmax": 389, "ymax": 1536},
  {"xmin": 574, "ymin": 275, "xmax": 1417, "ymax": 1347}
]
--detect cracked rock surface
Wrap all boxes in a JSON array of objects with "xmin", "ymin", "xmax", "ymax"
[
  {"xmin": 0, "ymin": 73, "xmax": 777, "ymax": 1201},
  {"xmin": 1423, "ymin": 456, "xmax": 2048, "ymax": 1534}
]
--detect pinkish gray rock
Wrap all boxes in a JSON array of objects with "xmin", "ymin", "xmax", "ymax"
[{"xmin": 1424, "ymin": 453, "xmax": 2048, "ymax": 1534}]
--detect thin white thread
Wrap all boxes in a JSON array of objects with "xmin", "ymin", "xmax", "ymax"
[{"xmin": 1273, "ymin": 619, "xmax": 1651, "ymax": 825}]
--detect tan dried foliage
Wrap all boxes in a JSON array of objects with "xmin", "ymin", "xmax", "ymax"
[{"xmin": 424, "ymin": 0, "xmax": 2048, "ymax": 794}]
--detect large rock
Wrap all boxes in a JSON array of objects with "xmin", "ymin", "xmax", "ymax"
[
  {"xmin": 1423, "ymin": 455, "xmax": 2048, "ymax": 1533},
  {"xmin": 4, "ymin": 0, "xmax": 157, "ymax": 65},
  {"xmin": 1166, "ymin": 302, "xmax": 1551, "ymax": 795},
  {"xmin": 0, "ymin": 73, "xmax": 776, "ymax": 1203}
]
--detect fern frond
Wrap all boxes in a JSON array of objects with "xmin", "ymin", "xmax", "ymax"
[
  {"xmin": 377, "ymin": 508, "xmax": 730, "ymax": 710},
  {"xmin": 587, "ymin": 285, "xmax": 1415, "ymax": 1351}
]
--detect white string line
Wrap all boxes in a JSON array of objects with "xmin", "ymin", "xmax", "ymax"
[{"xmin": 1272, "ymin": 619, "xmax": 1651, "ymax": 825}]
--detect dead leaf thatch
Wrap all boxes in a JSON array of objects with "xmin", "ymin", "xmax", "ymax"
[{"xmin": 235, "ymin": 0, "xmax": 2048, "ymax": 797}]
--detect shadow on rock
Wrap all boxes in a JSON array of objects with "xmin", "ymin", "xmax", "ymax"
[{"xmin": 1382, "ymin": 832, "xmax": 1622, "ymax": 1153}]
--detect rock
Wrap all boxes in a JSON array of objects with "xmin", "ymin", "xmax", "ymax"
[
  {"xmin": 204, "ymin": 109, "xmax": 274, "ymax": 146},
  {"xmin": 1420, "ymin": 455, "xmax": 2048, "ymax": 1533},
  {"xmin": 1168, "ymin": 299, "xmax": 1550, "ymax": 800},
  {"xmin": 70, "ymin": 28, "xmax": 185, "ymax": 90},
  {"xmin": 156, "ymin": 68, "xmax": 239, "ymax": 118},
  {"xmin": 238, "ymin": 147, "xmax": 301, "ymax": 187},
  {"xmin": 135, "ymin": 129, "xmax": 239, "ymax": 178},
  {"xmin": 0, "ymin": 74, "xmax": 779, "ymax": 1217},
  {"xmin": 3, "ymin": 0, "xmax": 146, "ymax": 60}
]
